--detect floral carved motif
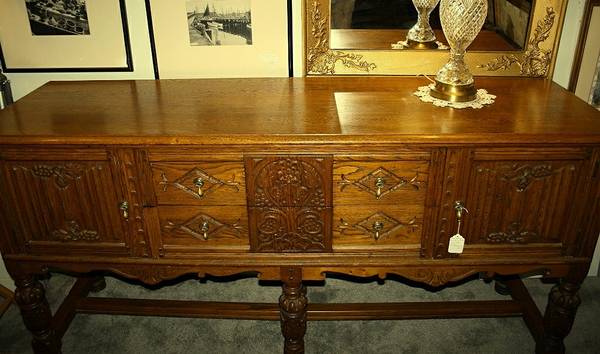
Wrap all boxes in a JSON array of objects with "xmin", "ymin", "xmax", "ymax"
[
  {"xmin": 307, "ymin": 0, "xmax": 376, "ymax": 75},
  {"xmin": 51, "ymin": 220, "xmax": 99, "ymax": 242},
  {"xmin": 247, "ymin": 156, "xmax": 332, "ymax": 252},
  {"xmin": 482, "ymin": 163, "xmax": 563, "ymax": 192},
  {"xmin": 253, "ymin": 207, "xmax": 329, "ymax": 252},
  {"xmin": 478, "ymin": 7, "xmax": 555, "ymax": 77},
  {"xmin": 487, "ymin": 222, "xmax": 539, "ymax": 244},
  {"xmin": 251, "ymin": 157, "xmax": 329, "ymax": 208},
  {"xmin": 18, "ymin": 163, "xmax": 91, "ymax": 189}
]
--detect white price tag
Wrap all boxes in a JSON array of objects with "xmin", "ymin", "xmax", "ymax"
[{"xmin": 448, "ymin": 233, "xmax": 465, "ymax": 254}]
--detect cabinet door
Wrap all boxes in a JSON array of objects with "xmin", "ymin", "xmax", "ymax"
[
  {"xmin": 434, "ymin": 148, "xmax": 595, "ymax": 258},
  {"xmin": 0, "ymin": 149, "xmax": 131, "ymax": 256}
]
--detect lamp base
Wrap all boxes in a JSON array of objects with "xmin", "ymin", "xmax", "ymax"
[
  {"xmin": 406, "ymin": 39, "xmax": 438, "ymax": 50},
  {"xmin": 430, "ymin": 80, "xmax": 477, "ymax": 102}
]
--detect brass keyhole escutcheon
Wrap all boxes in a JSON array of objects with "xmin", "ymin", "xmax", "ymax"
[
  {"xmin": 373, "ymin": 221, "xmax": 384, "ymax": 240},
  {"xmin": 201, "ymin": 221, "xmax": 209, "ymax": 240},
  {"xmin": 119, "ymin": 201, "xmax": 129, "ymax": 219},
  {"xmin": 375, "ymin": 177, "xmax": 385, "ymax": 199},
  {"xmin": 193, "ymin": 177, "xmax": 205, "ymax": 196}
]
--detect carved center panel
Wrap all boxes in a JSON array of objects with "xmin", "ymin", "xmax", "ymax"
[
  {"xmin": 245, "ymin": 156, "xmax": 333, "ymax": 252},
  {"xmin": 246, "ymin": 157, "xmax": 331, "ymax": 207}
]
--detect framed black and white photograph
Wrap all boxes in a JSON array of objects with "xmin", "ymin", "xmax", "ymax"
[
  {"xmin": 25, "ymin": 0, "xmax": 91, "ymax": 36},
  {"xmin": 0, "ymin": 0, "xmax": 132, "ymax": 72},
  {"xmin": 186, "ymin": 0, "xmax": 252, "ymax": 46},
  {"xmin": 146, "ymin": 0, "xmax": 289, "ymax": 79},
  {"xmin": 570, "ymin": 0, "xmax": 600, "ymax": 109}
]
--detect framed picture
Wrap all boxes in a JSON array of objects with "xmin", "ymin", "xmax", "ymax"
[
  {"xmin": 145, "ymin": 0, "xmax": 291, "ymax": 79},
  {"xmin": 569, "ymin": 0, "xmax": 600, "ymax": 109},
  {"xmin": 0, "ymin": 0, "xmax": 133, "ymax": 72}
]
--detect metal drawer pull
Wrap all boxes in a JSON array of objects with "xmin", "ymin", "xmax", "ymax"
[
  {"xmin": 193, "ymin": 177, "xmax": 205, "ymax": 196},
  {"xmin": 375, "ymin": 177, "xmax": 385, "ymax": 198},
  {"xmin": 201, "ymin": 221, "xmax": 210, "ymax": 240},
  {"xmin": 119, "ymin": 201, "xmax": 129, "ymax": 219},
  {"xmin": 373, "ymin": 221, "xmax": 384, "ymax": 240}
]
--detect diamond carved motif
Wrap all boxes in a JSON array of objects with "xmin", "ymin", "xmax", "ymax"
[
  {"xmin": 340, "ymin": 167, "xmax": 422, "ymax": 199},
  {"xmin": 163, "ymin": 213, "xmax": 244, "ymax": 241},
  {"xmin": 338, "ymin": 212, "xmax": 418, "ymax": 241},
  {"xmin": 159, "ymin": 167, "xmax": 240, "ymax": 200}
]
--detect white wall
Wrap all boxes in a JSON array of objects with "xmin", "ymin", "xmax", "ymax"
[
  {"xmin": 553, "ymin": 0, "xmax": 587, "ymax": 88},
  {"xmin": 2, "ymin": 0, "xmax": 155, "ymax": 100}
]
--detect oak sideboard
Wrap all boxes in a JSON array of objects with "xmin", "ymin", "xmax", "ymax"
[{"xmin": 0, "ymin": 77, "xmax": 599, "ymax": 354}]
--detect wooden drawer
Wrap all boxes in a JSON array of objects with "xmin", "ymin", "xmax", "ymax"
[
  {"xmin": 151, "ymin": 162, "xmax": 245, "ymax": 205},
  {"xmin": 333, "ymin": 204, "xmax": 423, "ymax": 250},
  {"xmin": 333, "ymin": 160, "xmax": 429, "ymax": 205},
  {"xmin": 157, "ymin": 206, "xmax": 249, "ymax": 255}
]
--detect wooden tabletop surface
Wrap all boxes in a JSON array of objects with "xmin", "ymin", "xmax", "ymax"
[{"xmin": 0, "ymin": 77, "xmax": 599, "ymax": 145}]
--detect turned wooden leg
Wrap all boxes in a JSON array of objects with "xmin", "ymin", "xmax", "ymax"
[
  {"xmin": 14, "ymin": 275, "xmax": 61, "ymax": 354},
  {"xmin": 89, "ymin": 276, "xmax": 107, "ymax": 293},
  {"xmin": 494, "ymin": 280, "xmax": 511, "ymax": 296},
  {"xmin": 279, "ymin": 268, "xmax": 307, "ymax": 354},
  {"xmin": 536, "ymin": 280, "xmax": 582, "ymax": 354}
]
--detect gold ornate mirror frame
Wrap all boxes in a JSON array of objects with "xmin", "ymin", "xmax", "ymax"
[{"xmin": 305, "ymin": 0, "xmax": 567, "ymax": 77}]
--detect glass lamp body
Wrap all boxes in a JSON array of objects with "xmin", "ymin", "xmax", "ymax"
[
  {"xmin": 407, "ymin": 0, "xmax": 440, "ymax": 44},
  {"xmin": 432, "ymin": 0, "xmax": 487, "ymax": 101}
]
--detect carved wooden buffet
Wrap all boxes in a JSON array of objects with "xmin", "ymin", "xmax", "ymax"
[{"xmin": 0, "ymin": 77, "xmax": 599, "ymax": 354}]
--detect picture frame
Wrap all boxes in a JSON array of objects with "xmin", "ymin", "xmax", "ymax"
[
  {"xmin": 569, "ymin": 0, "xmax": 600, "ymax": 109},
  {"xmin": 304, "ymin": 0, "xmax": 567, "ymax": 77},
  {"xmin": 145, "ymin": 0, "xmax": 292, "ymax": 79},
  {"xmin": 0, "ymin": 0, "xmax": 133, "ymax": 73}
]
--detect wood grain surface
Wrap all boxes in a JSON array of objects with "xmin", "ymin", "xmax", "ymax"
[{"xmin": 0, "ymin": 78, "xmax": 599, "ymax": 145}]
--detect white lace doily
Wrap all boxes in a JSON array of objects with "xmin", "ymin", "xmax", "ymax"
[
  {"xmin": 392, "ymin": 40, "xmax": 449, "ymax": 50},
  {"xmin": 414, "ymin": 84, "xmax": 496, "ymax": 109}
]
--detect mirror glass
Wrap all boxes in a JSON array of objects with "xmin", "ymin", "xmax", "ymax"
[{"xmin": 330, "ymin": 0, "xmax": 534, "ymax": 51}]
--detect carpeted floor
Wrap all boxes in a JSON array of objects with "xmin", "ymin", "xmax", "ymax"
[{"xmin": 1, "ymin": 274, "xmax": 599, "ymax": 354}]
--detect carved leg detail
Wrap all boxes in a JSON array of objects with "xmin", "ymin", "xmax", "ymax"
[
  {"xmin": 14, "ymin": 276, "xmax": 61, "ymax": 354},
  {"xmin": 537, "ymin": 281, "xmax": 581, "ymax": 354},
  {"xmin": 279, "ymin": 268, "xmax": 307, "ymax": 354}
]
